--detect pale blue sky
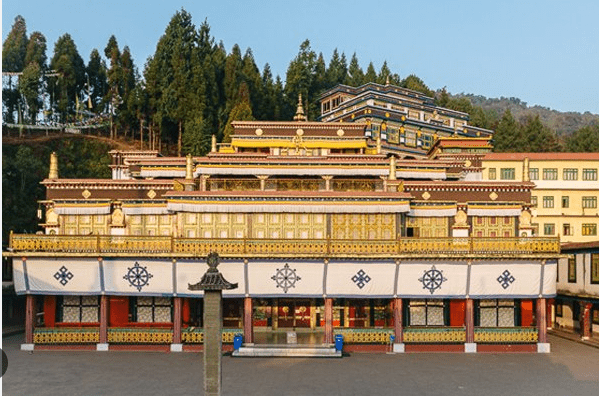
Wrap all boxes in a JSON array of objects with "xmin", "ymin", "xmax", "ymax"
[{"xmin": 3, "ymin": 0, "xmax": 599, "ymax": 114}]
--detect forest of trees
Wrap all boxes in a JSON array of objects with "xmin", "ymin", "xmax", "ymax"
[{"xmin": 3, "ymin": 11, "xmax": 598, "ymax": 154}]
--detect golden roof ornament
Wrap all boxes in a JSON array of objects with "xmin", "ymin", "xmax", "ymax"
[
  {"xmin": 293, "ymin": 93, "xmax": 307, "ymax": 122},
  {"xmin": 185, "ymin": 154, "xmax": 193, "ymax": 180},
  {"xmin": 211, "ymin": 134, "xmax": 217, "ymax": 153},
  {"xmin": 49, "ymin": 152, "xmax": 58, "ymax": 179}
]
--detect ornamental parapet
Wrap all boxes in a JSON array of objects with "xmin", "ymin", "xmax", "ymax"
[{"xmin": 7, "ymin": 234, "xmax": 560, "ymax": 257}]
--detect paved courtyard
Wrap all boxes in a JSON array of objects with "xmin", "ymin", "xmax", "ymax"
[{"xmin": 2, "ymin": 334, "xmax": 598, "ymax": 396}]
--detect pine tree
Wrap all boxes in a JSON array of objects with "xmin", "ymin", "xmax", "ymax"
[
  {"xmin": 326, "ymin": 49, "xmax": 347, "ymax": 87},
  {"xmin": 49, "ymin": 33, "xmax": 86, "ymax": 122},
  {"xmin": 18, "ymin": 62, "xmax": 42, "ymax": 123},
  {"xmin": 25, "ymin": 31, "xmax": 47, "ymax": 70},
  {"xmin": 2, "ymin": 15, "xmax": 28, "ymax": 123},
  {"xmin": 401, "ymin": 74, "xmax": 434, "ymax": 97},
  {"xmin": 566, "ymin": 125, "xmax": 599, "ymax": 152},
  {"xmin": 364, "ymin": 62, "xmax": 377, "ymax": 83},
  {"xmin": 346, "ymin": 53, "xmax": 364, "ymax": 86},
  {"xmin": 86, "ymin": 49, "xmax": 107, "ymax": 113},
  {"xmin": 284, "ymin": 39, "xmax": 317, "ymax": 120},
  {"xmin": 493, "ymin": 109, "xmax": 521, "ymax": 152},
  {"xmin": 223, "ymin": 83, "xmax": 254, "ymax": 143}
]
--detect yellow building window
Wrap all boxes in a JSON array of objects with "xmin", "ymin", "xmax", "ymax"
[
  {"xmin": 488, "ymin": 168, "xmax": 496, "ymax": 180},
  {"xmin": 582, "ymin": 168, "xmax": 598, "ymax": 181},
  {"xmin": 582, "ymin": 196, "xmax": 597, "ymax": 209},
  {"xmin": 543, "ymin": 168, "xmax": 558, "ymax": 180},
  {"xmin": 542, "ymin": 196, "xmax": 554, "ymax": 208},
  {"xmin": 543, "ymin": 223, "xmax": 555, "ymax": 235},
  {"xmin": 561, "ymin": 196, "xmax": 569, "ymax": 208},
  {"xmin": 563, "ymin": 224, "xmax": 572, "ymax": 236},
  {"xmin": 500, "ymin": 168, "xmax": 515, "ymax": 180},
  {"xmin": 563, "ymin": 168, "xmax": 578, "ymax": 180},
  {"xmin": 591, "ymin": 254, "xmax": 599, "ymax": 284},
  {"xmin": 582, "ymin": 224, "xmax": 597, "ymax": 236},
  {"xmin": 529, "ymin": 168, "xmax": 539, "ymax": 180}
]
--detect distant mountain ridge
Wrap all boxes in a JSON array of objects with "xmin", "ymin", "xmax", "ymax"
[{"xmin": 452, "ymin": 93, "xmax": 599, "ymax": 137}]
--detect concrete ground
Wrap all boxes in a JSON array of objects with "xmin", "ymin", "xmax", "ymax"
[{"xmin": 2, "ymin": 334, "xmax": 598, "ymax": 396}]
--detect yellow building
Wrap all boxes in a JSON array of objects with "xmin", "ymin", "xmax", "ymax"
[{"xmin": 482, "ymin": 153, "xmax": 599, "ymax": 243}]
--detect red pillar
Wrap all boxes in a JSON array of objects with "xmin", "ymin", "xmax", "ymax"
[
  {"xmin": 465, "ymin": 298, "xmax": 474, "ymax": 344},
  {"xmin": 99, "ymin": 295, "xmax": 108, "ymax": 344},
  {"xmin": 537, "ymin": 298, "xmax": 547, "ymax": 343},
  {"xmin": 581, "ymin": 302, "xmax": 592, "ymax": 340},
  {"xmin": 25, "ymin": 294, "xmax": 35, "ymax": 344},
  {"xmin": 324, "ymin": 298, "xmax": 333, "ymax": 344},
  {"xmin": 393, "ymin": 298, "xmax": 403, "ymax": 343},
  {"xmin": 173, "ymin": 297, "xmax": 182, "ymax": 344},
  {"xmin": 243, "ymin": 297, "xmax": 253, "ymax": 344}
]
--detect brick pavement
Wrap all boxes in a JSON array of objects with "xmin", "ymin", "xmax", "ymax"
[{"xmin": 2, "ymin": 333, "xmax": 598, "ymax": 396}]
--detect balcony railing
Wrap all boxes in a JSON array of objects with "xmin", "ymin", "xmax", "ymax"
[{"xmin": 9, "ymin": 234, "xmax": 560, "ymax": 256}]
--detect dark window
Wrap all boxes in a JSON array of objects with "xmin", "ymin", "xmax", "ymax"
[
  {"xmin": 407, "ymin": 299, "xmax": 446, "ymax": 326},
  {"xmin": 568, "ymin": 257, "xmax": 577, "ymax": 283},
  {"xmin": 591, "ymin": 253, "xmax": 599, "ymax": 285},
  {"xmin": 59, "ymin": 296, "xmax": 99, "ymax": 323},
  {"xmin": 477, "ymin": 299, "xmax": 515, "ymax": 327},
  {"xmin": 129, "ymin": 297, "xmax": 172, "ymax": 322}
]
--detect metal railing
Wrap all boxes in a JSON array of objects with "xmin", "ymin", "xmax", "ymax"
[{"xmin": 9, "ymin": 233, "xmax": 560, "ymax": 256}]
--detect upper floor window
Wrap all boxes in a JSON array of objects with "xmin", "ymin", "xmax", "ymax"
[
  {"xmin": 582, "ymin": 196, "xmax": 597, "ymax": 209},
  {"xmin": 488, "ymin": 168, "xmax": 496, "ymax": 180},
  {"xmin": 543, "ymin": 196, "xmax": 554, "ymax": 208},
  {"xmin": 563, "ymin": 223, "xmax": 572, "ymax": 236},
  {"xmin": 582, "ymin": 223, "xmax": 597, "ymax": 236},
  {"xmin": 543, "ymin": 168, "xmax": 558, "ymax": 180},
  {"xmin": 563, "ymin": 168, "xmax": 578, "ymax": 180},
  {"xmin": 500, "ymin": 168, "xmax": 516, "ymax": 180},
  {"xmin": 529, "ymin": 168, "xmax": 539, "ymax": 180},
  {"xmin": 543, "ymin": 223, "xmax": 555, "ymax": 235},
  {"xmin": 531, "ymin": 196, "xmax": 538, "ymax": 206},
  {"xmin": 562, "ymin": 196, "xmax": 569, "ymax": 208},
  {"xmin": 582, "ymin": 168, "xmax": 598, "ymax": 181}
]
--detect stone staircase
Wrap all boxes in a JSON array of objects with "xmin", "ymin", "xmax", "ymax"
[{"xmin": 232, "ymin": 343, "xmax": 342, "ymax": 358}]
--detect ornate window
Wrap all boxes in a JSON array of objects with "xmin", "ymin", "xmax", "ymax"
[
  {"xmin": 58, "ymin": 296, "xmax": 99, "ymax": 323},
  {"xmin": 478, "ymin": 299, "xmax": 515, "ymax": 327},
  {"xmin": 407, "ymin": 299, "xmax": 446, "ymax": 326},
  {"xmin": 130, "ymin": 297, "xmax": 172, "ymax": 323}
]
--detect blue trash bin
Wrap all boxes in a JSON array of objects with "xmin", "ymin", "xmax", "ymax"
[
  {"xmin": 233, "ymin": 334, "xmax": 243, "ymax": 350},
  {"xmin": 334, "ymin": 334, "xmax": 343, "ymax": 352}
]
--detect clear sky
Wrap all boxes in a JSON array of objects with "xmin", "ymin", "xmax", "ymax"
[{"xmin": 3, "ymin": 0, "xmax": 599, "ymax": 114}]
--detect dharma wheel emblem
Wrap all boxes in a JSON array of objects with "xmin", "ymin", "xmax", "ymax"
[
  {"xmin": 124, "ymin": 262, "xmax": 153, "ymax": 292},
  {"xmin": 419, "ymin": 265, "xmax": 447, "ymax": 294},
  {"xmin": 271, "ymin": 263, "xmax": 301, "ymax": 293}
]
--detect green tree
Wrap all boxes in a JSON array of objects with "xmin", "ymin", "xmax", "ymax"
[
  {"xmin": 325, "ymin": 49, "xmax": 347, "ymax": 87},
  {"xmin": 2, "ymin": 15, "xmax": 28, "ymax": 123},
  {"xmin": 346, "ymin": 53, "xmax": 364, "ymax": 86},
  {"xmin": 223, "ymin": 83, "xmax": 254, "ymax": 143},
  {"xmin": 18, "ymin": 62, "xmax": 42, "ymax": 123},
  {"xmin": 520, "ymin": 115, "xmax": 561, "ymax": 152},
  {"xmin": 566, "ymin": 125, "xmax": 599, "ymax": 152},
  {"xmin": 24, "ymin": 31, "xmax": 47, "ymax": 69},
  {"xmin": 86, "ymin": 49, "xmax": 108, "ymax": 113},
  {"xmin": 492, "ymin": 109, "xmax": 522, "ymax": 152},
  {"xmin": 401, "ymin": 74, "xmax": 434, "ymax": 97},
  {"xmin": 284, "ymin": 39, "xmax": 317, "ymax": 120},
  {"xmin": 49, "ymin": 33, "xmax": 86, "ymax": 122},
  {"xmin": 364, "ymin": 62, "xmax": 377, "ymax": 83}
]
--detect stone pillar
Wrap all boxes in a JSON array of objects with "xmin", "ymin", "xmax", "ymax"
[
  {"xmin": 324, "ymin": 298, "xmax": 333, "ymax": 344},
  {"xmin": 22, "ymin": 294, "xmax": 35, "ymax": 350},
  {"xmin": 200, "ymin": 175, "xmax": 210, "ymax": 192},
  {"xmin": 537, "ymin": 298, "xmax": 550, "ymax": 353},
  {"xmin": 392, "ymin": 298, "xmax": 405, "ymax": 353},
  {"xmin": 171, "ymin": 297, "xmax": 183, "ymax": 352},
  {"xmin": 465, "ymin": 298, "xmax": 476, "ymax": 353},
  {"xmin": 244, "ymin": 297, "xmax": 254, "ymax": 344},
  {"xmin": 581, "ymin": 302, "xmax": 592, "ymax": 340},
  {"xmin": 204, "ymin": 291, "xmax": 222, "ymax": 395},
  {"xmin": 97, "ymin": 295, "xmax": 109, "ymax": 351}
]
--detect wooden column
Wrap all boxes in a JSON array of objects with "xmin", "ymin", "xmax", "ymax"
[
  {"xmin": 173, "ymin": 297, "xmax": 182, "ymax": 344},
  {"xmin": 25, "ymin": 294, "xmax": 35, "ymax": 344},
  {"xmin": 537, "ymin": 298, "xmax": 547, "ymax": 344},
  {"xmin": 243, "ymin": 297, "xmax": 253, "ymax": 343},
  {"xmin": 581, "ymin": 302, "xmax": 592, "ymax": 340},
  {"xmin": 393, "ymin": 298, "xmax": 403, "ymax": 343},
  {"xmin": 465, "ymin": 298, "xmax": 475, "ymax": 344},
  {"xmin": 99, "ymin": 295, "xmax": 108, "ymax": 344},
  {"xmin": 324, "ymin": 298, "xmax": 333, "ymax": 344}
]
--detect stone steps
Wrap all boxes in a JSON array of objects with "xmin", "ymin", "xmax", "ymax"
[{"xmin": 232, "ymin": 344, "xmax": 342, "ymax": 358}]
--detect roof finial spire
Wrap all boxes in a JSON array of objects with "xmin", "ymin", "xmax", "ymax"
[
  {"xmin": 294, "ymin": 93, "xmax": 307, "ymax": 122},
  {"xmin": 386, "ymin": 75, "xmax": 390, "ymax": 85},
  {"xmin": 49, "ymin": 152, "xmax": 58, "ymax": 179}
]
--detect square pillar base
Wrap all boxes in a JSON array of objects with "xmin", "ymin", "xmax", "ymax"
[
  {"xmin": 392, "ymin": 343, "xmax": 405, "ymax": 353},
  {"xmin": 464, "ymin": 343, "xmax": 477, "ymax": 353},
  {"xmin": 170, "ymin": 343, "xmax": 183, "ymax": 352},
  {"xmin": 21, "ymin": 343, "xmax": 34, "ymax": 351},
  {"xmin": 537, "ymin": 343, "xmax": 550, "ymax": 353},
  {"xmin": 96, "ymin": 343, "xmax": 109, "ymax": 351}
]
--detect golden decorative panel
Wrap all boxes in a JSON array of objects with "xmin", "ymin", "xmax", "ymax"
[
  {"xmin": 108, "ymin": 328, "xmax": 173, "ymax": 344},
  {"xmin": 472, "ymin": 216, "xmax": 514, "ymax": 238},
  {"xmin": 331, "ymin": 180, "xmax": 377, "ymax": 192},
  {"xmin": 82, "ymin": 189, "xmax": 91, "ymax": 199},
  {"xmin": 474, "ymin": 327, "xmax": 538, "ymax": 343},
  {"xmin": 331, "ymin": 214, "xmax": 394, "ymax": 240},
  {"xmin": 407, "ymin": 217, "xmax": 448, "ymax": 238},
  {"xmin": 333, "ymin": 329, "xmax": 393, "ymax": 344},
  {"xmin": 34, "ymin": 328, "xmax": 100, "ymax": 344},
  {"xmin": 403, "ymin": 327, "xmax": 466, "ymax": 343},
  {"xmin": 147, "ymin": 189, "xmax": 157, "ymax": 199},
  {"xmin": 251, "ymin": 213, "xmax": 326, "ymax": 240}
]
